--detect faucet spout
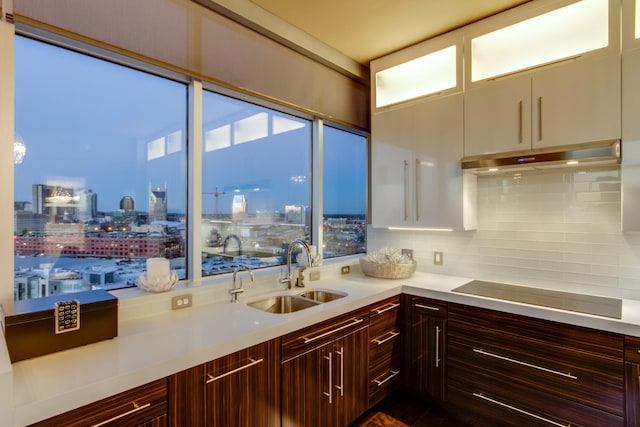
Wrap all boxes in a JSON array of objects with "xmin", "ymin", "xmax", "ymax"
[
  {"xmin": 223, "ymin": 234, "xmax": 242, "ymax": 253},
  {"xmin": 280, "ymin": 239, "xmax": 313, "ymax": 289},
  {"xmin": 230, "ymin": 265, "xmax": 254, "ymax": 302}
]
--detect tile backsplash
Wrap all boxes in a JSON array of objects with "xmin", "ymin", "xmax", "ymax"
[{"xmin": 368, "ymin": 166, "xmax": 640, "ymax": 298}]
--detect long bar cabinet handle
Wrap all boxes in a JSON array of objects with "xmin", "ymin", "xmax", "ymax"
[
  {"xmin": 518, "ymin": 100, "xmax": 523, "ymax": 144},
  {"xmin": 435, "ymin": 326, "xmax": 441, "ymax": 368},
  {"xmin": 473, "ymin": 348, "xmax": 577, "ymax": 379},
  {"xmin": 415, "ymin": 158, "xmax": 421, "ymax": 221},
  {"xmin": 302, "ymin": 318, "xmax": 364, "ymax": 344},
  {"xmin": 373, "ymin": 370, "xmax": 400, "ymax": 386},
  {"xmin": 91, "ymin": 402, "xmax": 152, "ymax": 427},
  {"xmin": 324, "ymin": 351, "xmax": 333, "ymax": 404},
  {"xmin": 473, "ymin": 393, "xmax": 569, "ymax": 427},
  {"xmin": 538, "ymin": 96, "xmax": 543, "ymax": 141},
  {"xmin": 372, "ymin": 331, "xmax": 400, "ymax": 345},
  {"xmin": 335, "ymin": 347, "xmax": 344, "ymax": 397},
  {"xmin": 414, "ymin": 303, "xmax": 440, "ymax": 311},
  {"xmin": 206, "ymin": 357, "xmax": 264, "ymax": 383},
  {"xmin": 373, "ymin": 302, "xmax": 400, "ymax": 314},
  {"xmin": 403, "ymin": 160, "xmax": 409, "ymax": 221}
]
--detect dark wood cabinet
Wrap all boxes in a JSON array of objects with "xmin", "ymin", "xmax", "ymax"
[
  {"xmin": 281, "ymin": 309, "xmax": 369, "ymax": 427},
  {"xmin": 368, "ymin": 296, "xmax": 402, "ymax": 406},
  {"xmin": 29, "ymin": 378, "xmax": 167, "ymax": 427},
  {"xmin": 625, "ymin": 335, "xmax": 640, "ymax": 427},
  {"xmin": 168, "ymin": 340, "xmax": 279, "ymax": 427},
  {"xmin": 448, "ymin": 303, "xmax": 625, "ymax": 427},
  {"xmin": 404, "ymin": 295, "xmax": 447, "ymax": 400}
]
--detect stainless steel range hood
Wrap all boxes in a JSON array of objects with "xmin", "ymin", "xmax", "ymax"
[{"xmin": 461, "ymin": 140, "xmax": 621, "ymax": 174}]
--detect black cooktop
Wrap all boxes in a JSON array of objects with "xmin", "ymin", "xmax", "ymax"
[{"xmin": 452, "ymin": 280, "xmax": 622, "ymax": 319}]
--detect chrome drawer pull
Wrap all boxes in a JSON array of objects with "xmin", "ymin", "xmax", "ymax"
[
  {"xmin": 373, "ymin": 370, "xmax": 400, "ymax": 386},
  {"xmin": 473, "ymin": 393, "xmax": 569, "ymax": 427},
  {"xmin": 324, "ymin": 351, "xmax": 333, "ymax": 404},
  {"xmin": 435, "ymin": 326, "xmax": 441, "ymax": 368},
  {"xmin": 372, "ymin": 331, "xmax": 400, "ymax": 345},
  {"xmin": 91, "ymin": 402, "xmax": 151, "ymax": 427},
  {"xmin": 206, "ymin": 358, "xmax": 264, "ymax": 383},
  {"xmin": 473, "ymin": 349, "xmax": 577, "ymax": 380},
  {"xmin": 373, "ymin": 302, "xmax": 400, "ymax": 314},
  {"xmin": 302, "ymin": 318, "xmax": 364, "ymax": 344},
  {"xmin": 415, "ymin": 303, "xmax": 440, "ymax": 311}
]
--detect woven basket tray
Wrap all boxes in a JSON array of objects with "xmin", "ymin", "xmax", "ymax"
[{"xmin": 359, "ymin": 258, "xmax": 416, "ymax": 279}]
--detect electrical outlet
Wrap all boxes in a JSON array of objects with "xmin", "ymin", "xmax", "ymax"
[
  {"xmin": 309, "ymin": 269, "xmax": 321, "ymax": 281},
  {"xmin": 401, "ymin": 248, "xmax": 413, "ymax": 260},
  {"xmin": 341, "ymin": 265, "xmax": 350, "ymax": 275},
  {"xmin": 171, "ymin": 293, "xmax": 192, "ymax": 310},
  {"xmin": 433, "ymin": 251, "xmax": 443, "ymax": 266}
]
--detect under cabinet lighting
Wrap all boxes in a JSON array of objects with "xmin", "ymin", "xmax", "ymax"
[
  {"xmin": 376, "ymin": 45, "xmax": 457, "ymax": 107},
  {"xmin": 472, "ymin": 0, "xmax": 608, "ymax": 81},
  {"xmin": 566, "ymin": 160, "xmax": 580, "ymax": 165},
  {"xmin": 637, "ymin": 0, "xmax": 640, "ymax": 39},
  {"xmin": 388, "ymin": 227, "xmax": 454, "ymax": 232}
]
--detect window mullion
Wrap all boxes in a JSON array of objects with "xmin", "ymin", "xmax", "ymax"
[
  {"xmin": 188, "ymin": 79, "xmax": 203, "ymax": 283},
  {"xmin": 312, "ymin": 118, "xmax": 323, "ymax": 258}
]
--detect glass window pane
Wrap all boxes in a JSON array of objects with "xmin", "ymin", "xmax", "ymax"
[
  {"xmin": 14, "ymin": 36, "xmax": 188, "ymax": 300},
  {"xmin": 322, "ymin": 127, "xmax": 367, "ymax": 259},
  {"xmin": 201, "ymin": 91, "xmax": 311, "ymax": 276}
]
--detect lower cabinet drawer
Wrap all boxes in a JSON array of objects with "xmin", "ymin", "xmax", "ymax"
[
  {"xmin": 369, "ymin": 350, "xmax": 401, "ymax": 406},
  {"xmin": 29, "ymin": 378, "xmax": 167, "ymax": 427},
  {"xmin": 448, "ymin": 376, "xmax": 624, "ymax": 427},
  {"xmin": 448, "ymin": 336, "xmax": 624, "ymax": 417}
]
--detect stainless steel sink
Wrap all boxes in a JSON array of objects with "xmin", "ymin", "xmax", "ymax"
[
  {"xmin": 247, "ymin": 295, "xmax": 320, "ymax": 314},
  {"xmin": 297, "ymin": 290, "xmax": 347, "ymax": 303}
]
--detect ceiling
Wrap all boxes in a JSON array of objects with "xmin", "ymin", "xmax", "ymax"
[{"xmin": 249, "ymin": 0, "xmax": 531, "ymax": 64}]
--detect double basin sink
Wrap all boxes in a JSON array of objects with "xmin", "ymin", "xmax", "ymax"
[{"xmin": 247, "ymin": 289, "xmax": 347, "ymax": 314}]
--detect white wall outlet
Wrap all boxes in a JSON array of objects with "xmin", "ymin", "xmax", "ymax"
[
  {"xmin": 341, "ymin": 265, "xmax": 351, "ymax": 274},
  {"xmin": 401, "ymin": 248, "xmax": 414, "ymax": 260},
  {"xmin": 309, "ymin": 269, "xmax": 321, "ymax": 281},
  {"xmin": 433, "ymin": 251, "xmax": 443, "ymax": 266},
  {"xmin": 172, "ymin": 293, "xmax": 192, "ymax": 310}
]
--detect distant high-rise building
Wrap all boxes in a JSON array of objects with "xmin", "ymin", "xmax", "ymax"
[
  {"xmin": 120, "ymin": 196, "xmax": 135, "ymax": 211},
  {"xmin": 149, "ymin": 187, "xmax": 167, "ymax": 222},
  {"xmin": 78, "ymin": 190, "xmax": 98, "ymax": 221},
  {"xmin": 32, "ymin": 184, "xmax": 77, "ymax": 222}
]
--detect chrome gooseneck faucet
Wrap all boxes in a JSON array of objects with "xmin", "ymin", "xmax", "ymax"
[
  {"xmin": 280, "ymin": 238, "xmax": 313, "ymax": 290},
  {"xmin": 223, "ymin": 233, "xmax": 242, "ymax": 253},
  {"xmin": 229, "ymin": 265, "xmax": 254, "ymax": 302}
]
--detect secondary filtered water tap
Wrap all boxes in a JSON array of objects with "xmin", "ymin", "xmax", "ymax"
[{"xmin": 229, "ymin": 265, "xmax": 254, "ymax": 302}]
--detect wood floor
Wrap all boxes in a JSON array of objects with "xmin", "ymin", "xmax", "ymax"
[{"xmin": 351, "ymin": 391, "xmax": 483, "ymax": 427}]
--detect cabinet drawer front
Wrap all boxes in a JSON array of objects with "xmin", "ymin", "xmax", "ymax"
[
  {"xmin": 449, "ymin": 303, "xmax": 623, "ymax": 358},
  {"xmin": 625, "ymin": 335, "xmax": 640, "ymax": 363},
  {"xmin": 368, "ymin": 296, "xmax": 401, "ymax": 338},
  {"xmin": 30, "ymin": 379, "xmax": 167, "ymax": 427},
  {"xmin": 448, "ymin": 333, "xmax": 624, "ymax": 416},
  {"xmin": 410, "ymin": 296, "xmax": 447, "ymax": 318},
  {"xmin": 369, "ymin": 329, "xmax": 401, "ymax": 361},
  {"xmin": 282, "ymin": 309, "xmax": 369, "ymax": 362},
  {"xmin": 448, "ymin": 378, "xmax": 624, "ymax": 427}
]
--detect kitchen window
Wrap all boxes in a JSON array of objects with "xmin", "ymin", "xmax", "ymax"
[
  {"xmin": 12, "ymin": 34, "xmax": 368, "ymax": 299},
  {"xmin": 200, "ymin": 90, "xmax": 312, "ymax": 277}
]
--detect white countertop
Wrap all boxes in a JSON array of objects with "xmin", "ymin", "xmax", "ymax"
[{"xmin": 4, "ymin": 271, "xmax": 640, "ymax": 426}]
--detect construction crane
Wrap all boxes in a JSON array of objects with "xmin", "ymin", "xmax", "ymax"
[{"xmin": 203, "ymin": 186, "xmax": 226, "ymax": 218}]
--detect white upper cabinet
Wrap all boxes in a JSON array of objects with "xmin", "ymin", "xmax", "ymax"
[
  {"xmin": 371, "ymin": 31, "xmax": 475, "ymax": 230},
  {"xmin": 464, "ymin": 0, "xmax": 621, "ymax": 156},
  {"xmin": 622, "ymin": 0, "xmax": 640, "ymax": 232},
  {"xmin": 371, "ymin": 93, "xmax": 475, "ymax": 230}
]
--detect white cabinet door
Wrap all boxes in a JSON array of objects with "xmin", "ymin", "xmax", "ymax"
[
  {"xmin": 372, "ymin": 93, "xmax": 473, "ymax": 229},
  {"xmin": 464, "ymin": 74, "xmax": 532, "ymax": 156},
  {"xmin": 622, "ymin": 47, "xmax": 640, "ymax": 232},
  {"xmin": 465, "ymin": 54, "xmax": 620, "ymax": 156},
  {"xmin": 533, "ymin": 54, "xmax": 621, "ymax": 148}
]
